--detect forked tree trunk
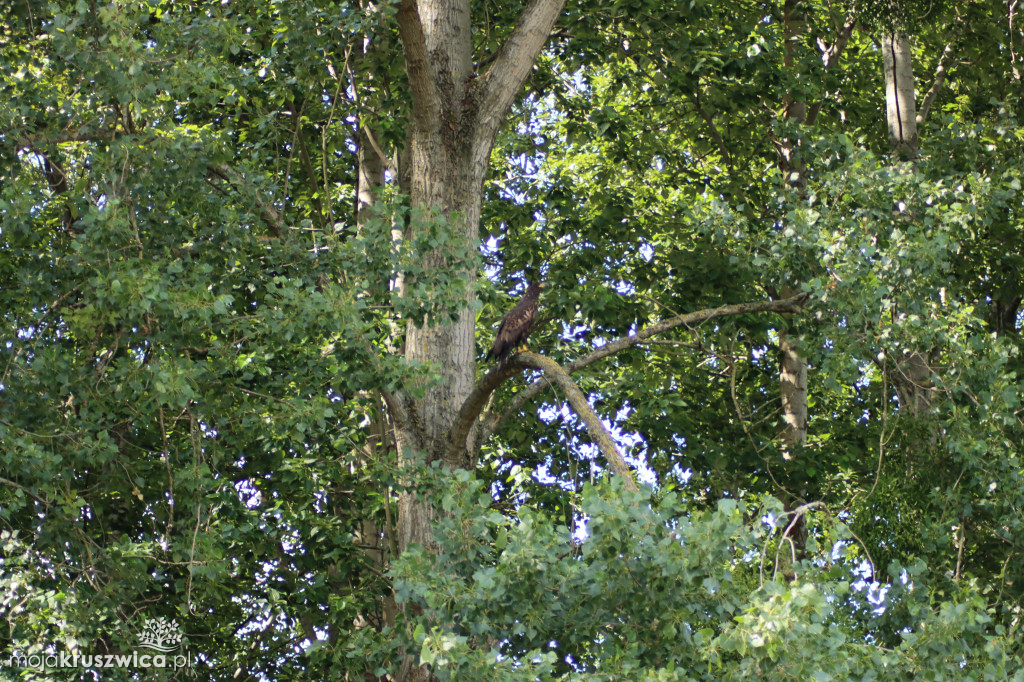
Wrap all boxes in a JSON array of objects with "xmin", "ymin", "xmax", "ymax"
[
  {"xmin": 392, "ymin": 0, "xmax": 483, "ymax": 554},
  {"xmin": 392, "ymin": 0, "xmax": 564, "ymax": 542},
  {"xmin": 389, "ymin": 1, "xmax": 566, "ymax": 678}
]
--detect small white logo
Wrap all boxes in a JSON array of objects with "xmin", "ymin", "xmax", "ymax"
[{"xmin": 136, "ymin": 618, "xmax": 183, "ymax": 653}]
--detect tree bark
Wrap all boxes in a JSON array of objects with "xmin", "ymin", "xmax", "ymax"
[
  {"xmin": 779, "ymin": 313, "xmax": 808, "ymax": 453},
  {"xmin": 881, "ymin": 29, "xmax": 941, "ymax": 417},
  {"xmin": 778, "ymin": 0, "xmax": 810, "ymax": 456},
  {"xmin": 882, "ymin": 31, "xmax": 919, "ymax": 159},
  {"xmin": 390, "ymin": 0, "xmax": 566, "ymax": 677},
  {"xmin": 771, "ymin": 0, "xmax": 815, "ymax": 578}
]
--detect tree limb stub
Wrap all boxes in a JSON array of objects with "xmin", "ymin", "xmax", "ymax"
[
  {"xmin": 467, "ymin": 293, "xmax": 808, "ymax": 454},
  {"xmin": 806, "ymin": 14, "xmax": 857, "ymax": 126},
  {"xmin": 917, "ymin": 43, "xmax": 953, "ymax": 126}
]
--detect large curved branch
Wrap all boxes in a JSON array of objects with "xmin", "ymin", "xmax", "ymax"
[
  {"xmin": 448, "ymin": 353, "xmax": 638, "ymax": 490},
  {"xmin": 446, "ymin": 361, "xmax": 524, "ymax": 463},
  {"xmin": 474, "ymin": 293, "xmax": 808, "ymax": 448},
  {"xmin": 520, "ymin": 353, "xmax": 637, "ymax": 490}
]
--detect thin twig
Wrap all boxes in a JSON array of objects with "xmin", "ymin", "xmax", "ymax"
[{"xmin": 0, "ymin": 476, "xmax": 49, "ymax": 507}]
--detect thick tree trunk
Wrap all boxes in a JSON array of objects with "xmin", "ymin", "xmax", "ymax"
[
  {"xmin": 770, "ymin": 5, "xmax": 854, "ymax": 455},
  {"xmin": 392, "ymin": 0, "xmax": 565, "ymax": 536},
  {"xmin": 773, "ymin": 0, "xmax": 813, "ymax": 577},
  {"xmin": 779, "ymin": 325, "xmax": 808, "ymax": 453},
  {"xmin": 389, "ymin": 0, "xmax": 566, "ymax": 677},
  {"xmin": 394, "ymin": 67, "xmax": 481, "ymax": 560}
]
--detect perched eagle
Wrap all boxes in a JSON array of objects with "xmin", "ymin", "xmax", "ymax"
[{"xmin": 486, "ymin": 280, "xmax": 545, "ymax": 363}]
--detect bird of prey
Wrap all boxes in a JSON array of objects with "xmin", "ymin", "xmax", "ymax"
[{"xmin": 486, "ymin": 280, "xmax": 545, "ymax": 364}]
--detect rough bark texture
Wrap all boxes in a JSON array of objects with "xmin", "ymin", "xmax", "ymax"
[
  {"xmin": 773, "ymin": 0, "xmax": 814, "ymax": 578},
  {"xmin": 391, "ymin": 1, "xmax": 566, "ymax": 677},
  {"xmin": 779, "ymin": 313, "xmax": 809, "ymax": 452}
]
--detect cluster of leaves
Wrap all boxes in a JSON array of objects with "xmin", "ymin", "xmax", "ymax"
[
  {"xmin": 392, "ymin": 474, "xmax": 1024, "ymax": 680},
  {"xmin": 0, "ymin": 1, "xmax": 475, "ymax": 679},
  {"xmin": 477, "ymin": 0, "xmax": 1024, "ymax": 677}
]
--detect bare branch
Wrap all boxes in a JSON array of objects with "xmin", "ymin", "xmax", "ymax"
[
  {"xmin": 15, "ymin": 127, "xmax": 118, "ymax": 149},
  {"xmin": 1011, "ymin": 0, "xmax": 1021, "ymax": 81},
  {"xmin": 474, "ymin": 293, "xmax": 808, "ymax": 450},
  {"xmin": 821, "ymin": 15, "xmax": 856, "ymax": 69},
  {"xmin": 467, "ymin": 353, "xmax": 638, "ymax": 490},
  {"xmin": 346, "ymin": 45, "xmax": 399, "ymax": 179},
  {"xmin": 0, "ymin": 476, "xmax": 50, "ymax": 508},
  {"xmin": 917, "ymin": 43, "xmax": 953, "ymax": 125}
]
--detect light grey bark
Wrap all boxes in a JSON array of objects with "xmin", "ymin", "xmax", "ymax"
[
  {"xmin": 882, "ymin": 31, "xmax": 919, "ymax": 158},
  {"xmin": 779, "ymin": 313, "xmax": 808, "ymax": 453},
  {"xmin": 880, "ymin": 29, "xmax": 942, "ymax": 416}
]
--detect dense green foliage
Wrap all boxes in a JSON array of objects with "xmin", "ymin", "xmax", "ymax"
[{"xmin": 2, "ymin": 0, "xmax": 1024, "ymax": 679}]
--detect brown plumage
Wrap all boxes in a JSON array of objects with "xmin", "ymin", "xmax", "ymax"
[{"xmin": 486, "ymin": 280, "xmax": 545, "ymax": 363}]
